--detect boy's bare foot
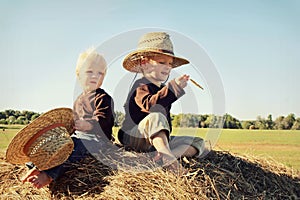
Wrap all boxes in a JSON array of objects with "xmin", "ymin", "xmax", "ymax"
[
  {"xmin": 20, "ymin": 168, "xmax": 40, "ymax": 183},
  {"xmin": 161, "ymin": 154, "xmax": 188, "ymax": 175},
  {"xmin": 27, "ymin": 171, "xmax": 53, "ymax": 189},
  {"xmin": 21, "ymin": 168, "xmax": 53, "ymax": 189},
  {"xmin": 152, "ymin": 151, "xmax": 162, "ymax": 162}
]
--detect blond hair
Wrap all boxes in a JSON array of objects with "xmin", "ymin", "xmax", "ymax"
[{"xmin": 75, "ymin": 47, "xmax": 107, "ymax": 76}]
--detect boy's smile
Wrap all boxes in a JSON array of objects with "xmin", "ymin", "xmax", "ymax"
[{"xmin": 142, "ymin": 55, "xmax": 173, "ymax": 86}]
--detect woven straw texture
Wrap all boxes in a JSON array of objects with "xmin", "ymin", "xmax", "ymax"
[
  {"xmin": 6, "ymin": 108, "xmax": 74, "ymax": 170},
  {"xmin": 123, "ymin": 32, "xmax": 189, "ymax": 72}
]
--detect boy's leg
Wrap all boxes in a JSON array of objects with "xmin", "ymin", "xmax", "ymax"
[
  {"xmin": 152, "ymin": 131, "xmax": 177, "ymax": 162},
  {"xmin": 125, "ymin": 112, "xmax": 171, "ymax": 152},
  {"xmin": 171, "ymin": 144, "xmax": 198, "ymax": 158},
  {"xmin": 169, "ymin": 136, "xmax": 205, "ymax": 158},
  {"xmin": 43, "ymin": 137, "xmax": 89, "ymax": 180},
  {"xmin": 127, "ymin": 112, "xmax": 186, "ymax": 173},
  {"xmin": 22, "ymin": 137, "xmax": 89, "ymax": 188},
  {"xmin": 152, "ymin": 131, "xmax": 183, "ymax": 173}
]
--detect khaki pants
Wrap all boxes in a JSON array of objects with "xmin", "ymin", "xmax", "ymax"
[{"xmin": 123, "ymin": 112, "xmax": 205, "ymax": 157}]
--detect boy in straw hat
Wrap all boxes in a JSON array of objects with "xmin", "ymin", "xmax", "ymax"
[
  {"xmin": 20, "ymin": 47, "xmax": 115, "ymax": 188},
  {"xmin": 118, "ymin": 32, "xmax": 205, "ymax": 173}
]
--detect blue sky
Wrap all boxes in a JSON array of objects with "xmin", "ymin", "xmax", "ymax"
[{"xmin": 0, "ymin": 0, "xmax": 299, "ymax": 120}]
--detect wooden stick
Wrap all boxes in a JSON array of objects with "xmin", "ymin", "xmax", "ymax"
[{"xmin": 190, "ymin": 78, "xmax": 204, "ymax": 90}]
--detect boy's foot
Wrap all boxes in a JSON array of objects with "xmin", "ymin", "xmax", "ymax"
[
  {"xmin": 152, "ymin": 151, "xmax": 162, "ymax": 162},
  {"xmin": 21, "ymin": 168, "xmax": 53, "ymax": 189},
  {"xmin": 27, "ymin": 171, "xmax": 53, "ymax": 189},
  {"xmin": 20, "ymin": 167, "xmax": 40, "ymax": 183},
  {"xmin": 161, "ymin": 154, "xmax": 188, "ymax": 175}
]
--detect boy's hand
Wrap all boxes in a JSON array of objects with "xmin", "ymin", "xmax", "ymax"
[
  {"xmin": 74, "ymin": 120, "xmax": 93, "ymax": 131},
  {"xmin": 175, "ymin": 74, "xmax": 190, "ymax": 88}
]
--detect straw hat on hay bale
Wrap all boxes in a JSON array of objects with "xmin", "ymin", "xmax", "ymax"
[{"xmin": 6, "ymin": 108, "xmax": 75, "ymax": 170}]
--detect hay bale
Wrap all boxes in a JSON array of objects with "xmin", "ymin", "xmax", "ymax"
[
  {"xmin": 0, "ymin": 152, "xmax": 51, "ymax": 199},
  {"xmin": 0, "ymin": 150, "xmax": 299, "ymax": 199},
  {"xmin": 49, "ymin": 156, "xmax": 112, "ymax": 199},
  {"xmin": 183, "ymin": 151, "xmax": 300, "ymax": 199}
]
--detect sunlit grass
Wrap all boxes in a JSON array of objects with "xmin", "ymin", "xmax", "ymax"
[{"xmin": 172, "ymin": 128, "xmax": 300, "ymax": 170}]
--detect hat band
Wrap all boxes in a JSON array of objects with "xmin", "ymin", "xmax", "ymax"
[
  {"xmin": 158, "ymin": 49, "xmax": 174, "ymax": 55},
  {"xmin": 23, "ymin": 123, "xmax": 65, "ymax": 155},
  {"xmin": 143, "ymin": 49, "xmax": 174, "ymax": 55}
]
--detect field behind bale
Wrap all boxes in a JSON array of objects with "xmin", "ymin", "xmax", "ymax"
[
  {"xmin": 0, "ymin": 126, "xmax": 300, "ymax": 199},
  {"xmin": 173, "ymin": 128, "xmax": 300, "ymax": 171}
]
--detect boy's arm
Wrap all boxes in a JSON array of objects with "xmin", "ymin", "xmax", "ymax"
[
  {"xmin": 87, "ymin": 93, "xmax": 114, "ymax": 140},
  {"xmin": 135, "ymin": 79, "xmax": 185, "ymax": 112}
]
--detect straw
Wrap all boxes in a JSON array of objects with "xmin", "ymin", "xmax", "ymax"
[
  {"xmin": 190, "ymin": 78, "xmax": 204, "ymax": 90},
  {"xmin": 1, "ymin": 150, "xmax": 299, "ymax": 199}
]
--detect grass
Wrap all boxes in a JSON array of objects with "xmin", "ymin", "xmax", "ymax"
[
  {"xmin": 0, "ymin": 125, "xmax": 22, "ymax": 150},
  {"xmin": 1, "ymin": 126, "xmax": 300, "ymax": 170},
  {"xmin": 217, "ymin": 129, "xmax": 300, "ymax": 170},
  {"xmin": 173, "ymin": 128, "xmax": 300, "ymax": 170}
]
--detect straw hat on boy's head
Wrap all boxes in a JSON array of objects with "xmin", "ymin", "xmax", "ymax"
[
  {"xmin": 6, "ymin": 108, "xmax": 75, "ymax": 170},
  {"xmin": 123, "ymin": 32, "xmax": 190, "ymax": 73}
]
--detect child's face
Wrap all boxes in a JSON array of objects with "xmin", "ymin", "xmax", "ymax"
[
  {"xmin": 142, "ymin": 55, "xmax": 173, "ymax": 86},
  {"xmin": 77, "ymin": 59, "xmax": 106, "ymax": 92}
]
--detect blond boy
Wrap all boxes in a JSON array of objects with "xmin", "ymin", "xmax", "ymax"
[{"xmin": 21, "ymin": 48, "xmax": 115, "ymax": 188}]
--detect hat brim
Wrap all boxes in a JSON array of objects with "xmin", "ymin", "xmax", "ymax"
[
  {"xmin": 123, "ymin": 50, "xmax": 190, "ymax": 73},
  {"xmin": 6, "ymin": 108, "xmax": 74, "ymax": 166}
]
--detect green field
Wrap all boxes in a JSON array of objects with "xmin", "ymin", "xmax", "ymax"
[
  {"xmin": 173, "ymin": 128, "xmax": 300, "ymax": 170},
  {"xmin": 1, "ymin": 126, "xmax": 300, "ymax": 171}
]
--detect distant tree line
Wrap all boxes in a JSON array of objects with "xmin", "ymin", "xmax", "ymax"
[
  {"xmin": 116, "ymin": 112, "xmax": 300, "ymax": 130},
  {"xmin": 1, "ymin": 109, "xmax": 300, "ymax": 130},
  {"xmin": 0, "ymin": 110, "xmax": 40, "ymax": 125}
]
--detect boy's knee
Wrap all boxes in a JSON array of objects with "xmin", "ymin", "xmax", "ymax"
[
  {"xmin": 147, "ymin": 112, "xmax": 167, "ymax": 122},
  {"xmin": 142, "ymin": 112, "xmax": 170, "ymax": 134}
]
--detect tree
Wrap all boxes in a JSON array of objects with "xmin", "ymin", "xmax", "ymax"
[
  {"xmin": 7, "ymin": 116, "xmax": 16, "ymax": 124},
  {"xmin": 283, "ymin": 113, "xmax": 295, "ymax": 130},
  {"xmin": 21, "ymin": 110, "xmax": 36, "ymax": 121},
  {"xmin": 205, "ymin": 115, "xmax": 223, "ymax": 128},
  {"xmin": 223, "ymin": 114, "xmax": 241, "ymax": 129},
  {"xmin": 198, "ymin": 114, "xmax": 209, "ymax": 128},
  {"xmin": 14, "ymin": 110, "xmax": 21, "ymax": 118},
  {"xmin": 0, "ymin": 109, "xmax": 40, "ymax": 124},
  {"xmin": 31, "ymin": 113, "xmax": 40, "ymax": 121},
  {"xmin": 15, "ymin": 116, "xmax": 29, "ymax": 125},
  {"xmin": 274, "ymin": 116, "xmax": 285, "ymax": 130},
  {"xmin": 0, "ymin": 112, "xmax": 6, "ymax": 119},
  {"xmin": 172, "ymin": 114, "xmax": 182, "ymax": 127},
  {"xmin": 241, "ymin": 120, "xmax": 254, "ymax": 129},
  {"xmin": 291, "ymin": 118, "xmax": 300, "ymax": 130},
  {"xmin": 0, "ymin": 119, "xmax": 7, "ymax": 124},
  {"xmin": 190, "ymin": 114, "xmax": 200, "ymax": 127},
  {"xmin": 180, "ymin": 114, "xmax": 200, "ymax": 127},
  {"xmin": 172, "ymin": 114, "xmax": 181, "ymax": 127},
  {"xmin": 4, "ymin": 110, "xmax": 15, "ymax": 118},
  {"xmin": 265, "ymin": 114, "xmax": 274, "ymax": 129},
  {"xmin": 114, "ymin": 111, "xmax": 125, "ymax": 127},
  {"xmin": 255, "ymin": 116, "xmax": 267, "ymax": 130}
]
